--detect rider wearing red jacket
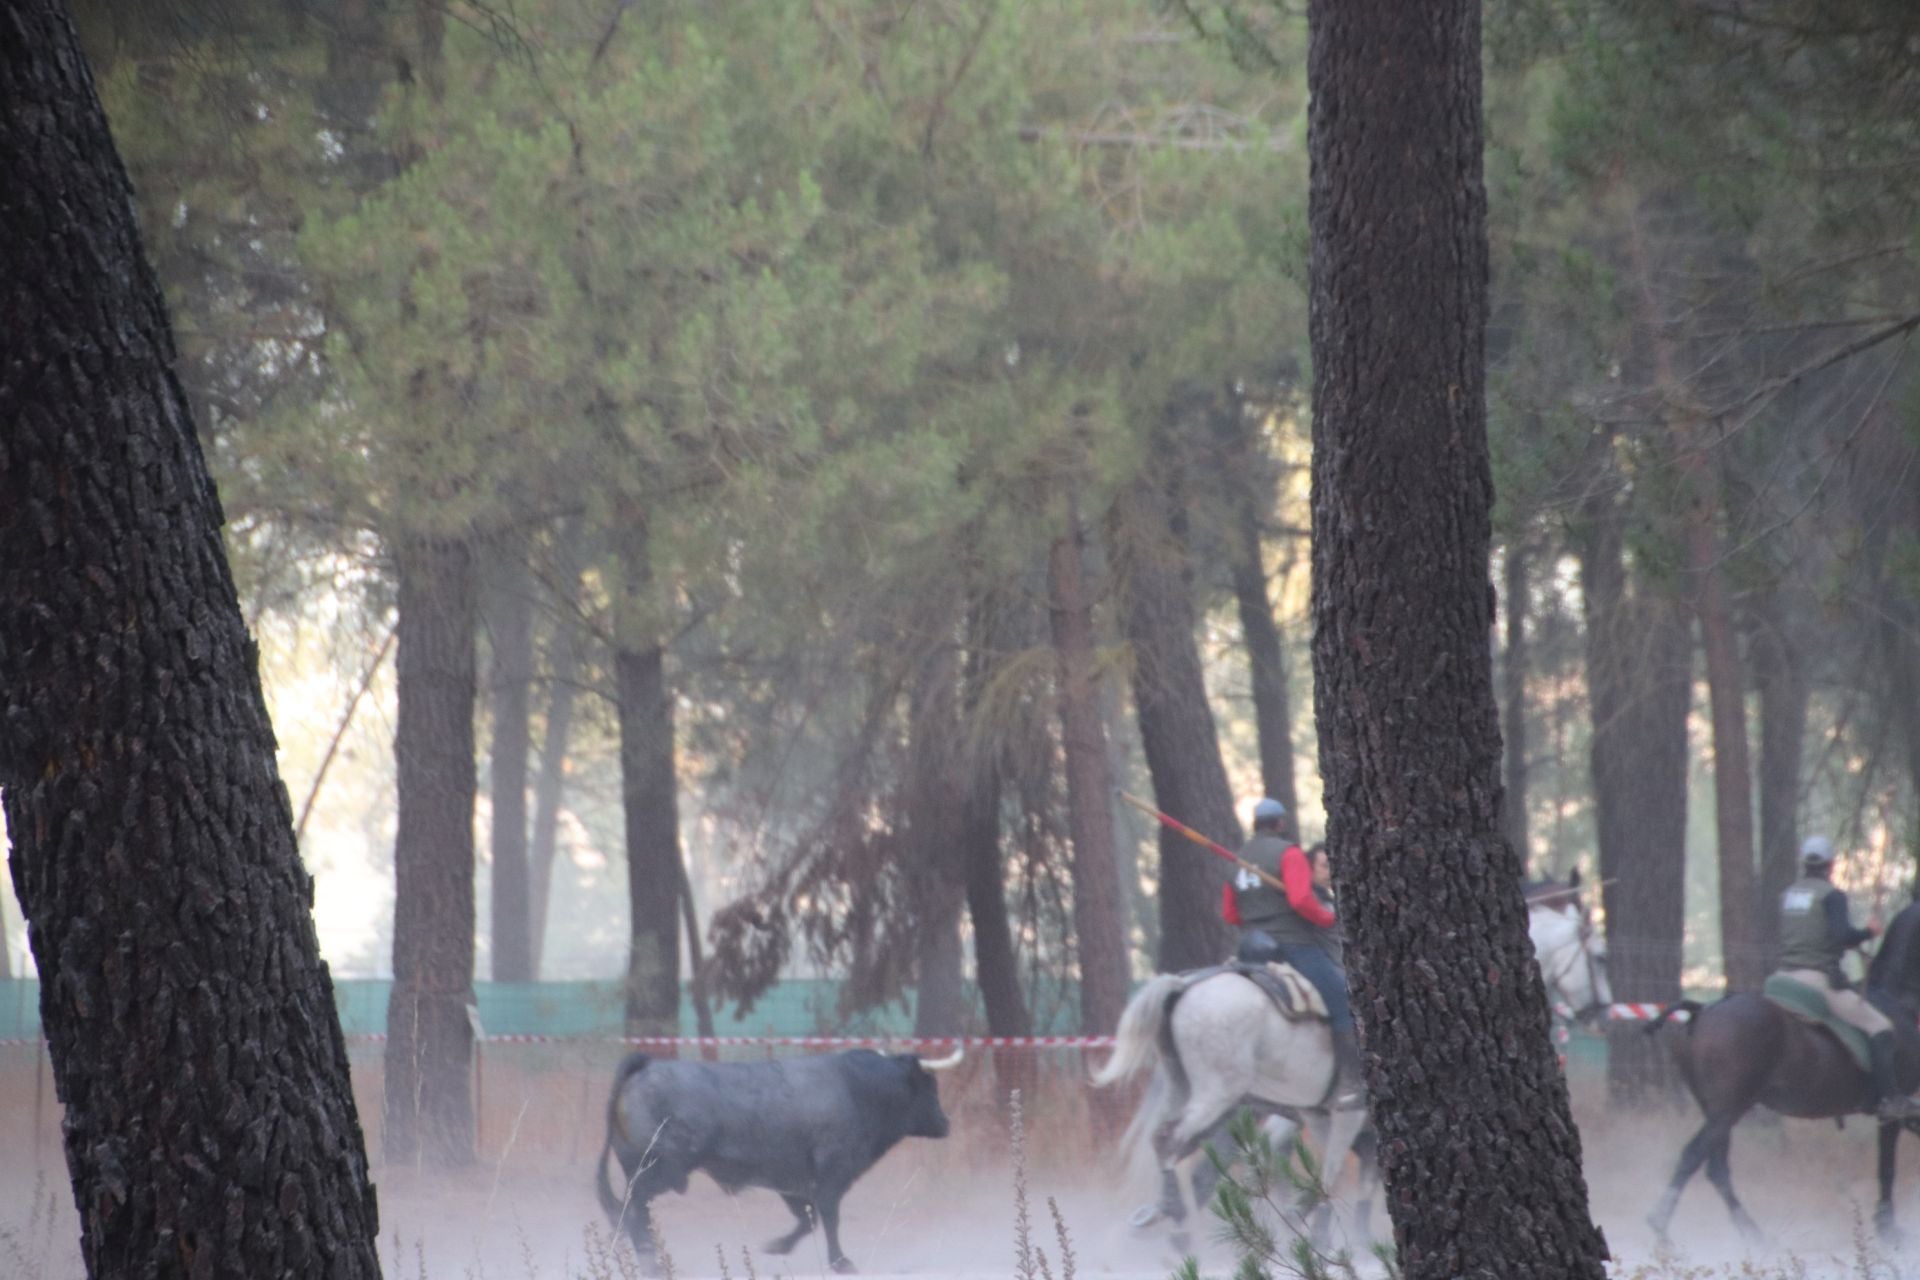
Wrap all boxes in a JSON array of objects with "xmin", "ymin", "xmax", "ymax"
[{"xmin": 1222, "ymin": 798, "xmax": 1361, "ymax": 1109}]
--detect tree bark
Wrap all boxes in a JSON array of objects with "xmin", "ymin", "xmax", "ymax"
[
  {"xmin": 677, "ymin": 854, "xmax": 716, "ymax": 1039},
  {"xmin": 1232, "ymin": 504, "xmax": 1300, "ymax": 819},
  {"xmin": 1501, "ymin": 541, "xmax": 1531, "ymax": 869},
  {"xmin": 528, "ymin": 565, "xmax": 582, "ymax": 977},
  {"xmin": 386, "ymin": 537, "xmax": 479, "ymax": 1168},
  {"xmin": 615, "ymin": 517, "xmax": 681, "ymax": 1036},
  {"xmin": 907, "ymin": 644, "xmax": 968, "ymax": 1038},
  {"xmin": 1751, "ymin": 596, "xmax": 1808, "ymax": 962},
  {"xmin": 960, "ymin": 594, "xmax": 1031, "ymax": 1038},
  {"xmin": 0, "ymin": 8, "xmax": 383, "ymax": 1263},
  {"xmin": 1114, "ymin": 476, "xmax": 1240, "ymax": 974},
  {"xmin": 1626, "ymin": 204, "xmax": 1761, "ymax": 993},
  {"xmin": 1576, "ymin": 493, "xmax": 1691, "ymax": 1102},
  {"xmin": 1047, "ymin": 499, "xmax": 1133, "ymax": 1032},
  {"xmin": 486, "ymin": 546, "xmax": 535, "ymax": 983},
  {"xmin": 1306, "ymin": 0, "xmax": 1609, "ymax": 1273},
  {"xmin": 1690, "ymin": 511, "xmax": 1761, "ymax": 990},
  {"xmin": 1885, "ymin": 611, "xmax": 1920, "ymax": 897}
]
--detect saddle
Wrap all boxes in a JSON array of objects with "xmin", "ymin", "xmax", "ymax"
[
  {"xmin": 1181, "ymin": 961, "xmax": 1329, "ymax": 1023},
  {"xmin": 1762, "ymin": 973, "xmax": 1872, "ymax": 1073}
]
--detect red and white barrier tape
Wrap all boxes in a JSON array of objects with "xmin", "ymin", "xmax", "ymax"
[{"xmin": 0, "ymin": 1008, "xmax": 1693, "ymax": 1052}]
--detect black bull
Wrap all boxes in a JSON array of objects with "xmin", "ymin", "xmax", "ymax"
[{"xmin": 595, "ymin": 1048, "xmax": 958, "ymax": 1272}]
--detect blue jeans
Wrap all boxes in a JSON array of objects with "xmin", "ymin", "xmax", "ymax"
[{"xmin": 1278, "ymin": 944, "xmax": 1352, "ymax": 1032}]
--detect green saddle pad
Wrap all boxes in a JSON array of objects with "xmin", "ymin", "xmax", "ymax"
[{"xmin": 1762, "ymin": 974, "xmax": 1872, "ymax": 1073}]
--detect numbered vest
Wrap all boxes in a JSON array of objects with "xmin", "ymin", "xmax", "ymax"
[
  {"xmin": 1776, "ymin": 875, "xmax": 1842, "ymax": 974},
  {"xmin": 1235, "ymin": 833, "xmax": 1321, "ymax": 950}
]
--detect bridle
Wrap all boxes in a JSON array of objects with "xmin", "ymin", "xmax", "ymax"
[{"xmin": 1536, "ymin": 905, "xmax": 1608, "ymax": 1023}]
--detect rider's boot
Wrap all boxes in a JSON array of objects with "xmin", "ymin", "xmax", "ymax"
[
  {"xmin": 1870, "ymin": 1032, "xmax": 1919, "ymax": 1121},
  {"xmin": 1330, "ymin": 1025, "xmax": 1366, "ymax": 1110}
]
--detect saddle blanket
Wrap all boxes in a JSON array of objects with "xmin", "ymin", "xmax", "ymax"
[
  {"xmin": 1183, "ymin": 961, "xmax": 1329, "ymax": 1023},
  {"xmin": 1761, "ymin": 973, "xmax": 1871, "ymax": 1073}
]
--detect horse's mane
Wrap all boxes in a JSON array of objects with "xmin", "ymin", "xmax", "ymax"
[{"xmin": 1868, "ymin": 898, "xmax": 1920, "ymax": 1004}]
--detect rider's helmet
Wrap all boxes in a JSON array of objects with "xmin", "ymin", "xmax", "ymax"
[
  {"xmin": 1799, "ymin": 835, "xmax": 1835, "ymax": 869},
  {"xmin": 1252, "ymin": 797, "xmax": 1287, "ymax": 827}
]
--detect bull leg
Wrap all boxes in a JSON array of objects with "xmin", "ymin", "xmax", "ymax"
[
  {"xmin": 817, "ymin": 1194, "xmax": 855, "ymax": 1274},
  {"xmin": 620, "ymin": 1198, "xmax": 658, "ymax": 1269},
  {"xmin": 606, "ymin": 1153, "xmax": 662, "ymax": 1266},
  {"xmin": 1876, "ymin": 1121, "xmax": 1902, "ymax": 1246},
  {"xmin": 764, "ymin": 1196, "xmax": 814, "ymax": 1256}
]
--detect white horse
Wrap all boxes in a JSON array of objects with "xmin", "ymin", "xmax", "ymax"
[{"xmin": 1096, "ymin": 884, "xmax": 1611, "ymax": 1251}]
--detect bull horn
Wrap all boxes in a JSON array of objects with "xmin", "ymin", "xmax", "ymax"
[{"xmin": 920, "ymin": 1044, "xmax": 965, "ymax": 1071}]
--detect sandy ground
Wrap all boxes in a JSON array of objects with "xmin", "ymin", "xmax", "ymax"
[{"xmin": 4, "ymin": 1072, "xmax": 1918, "ymax": 1278}]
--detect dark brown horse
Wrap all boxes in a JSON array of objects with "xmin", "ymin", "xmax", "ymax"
[{"xmin": 1646, "ymin": 899, "xmax": 1920, "ymax": 1245}]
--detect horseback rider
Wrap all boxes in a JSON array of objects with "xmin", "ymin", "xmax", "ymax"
[
  {"xmin": 1776, "ymin": 835, "xmax": 1919, "ymax": 1121},
  {"xmin": 1220, "ymin": 798, "xmax": 1363, "ymax": 1109}
]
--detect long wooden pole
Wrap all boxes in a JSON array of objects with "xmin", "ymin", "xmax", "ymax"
[{"xmin": 1115, "ymin": 789, "xmax": 1287, "ymax": 893}]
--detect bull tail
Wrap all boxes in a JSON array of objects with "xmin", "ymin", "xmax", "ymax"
[
  {"xmin": 596, "ymin": 1052, "xmax": 653, "ymax": 1223},
  {"xmin": 1091, "ymin": 974, "xmax": 1186, "ymax": 1088}
]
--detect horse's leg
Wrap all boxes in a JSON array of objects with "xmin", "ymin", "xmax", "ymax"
[
  {"xmin": 1702, "ymin": 1128, "xmax": 1763, "ymax": 1246},
  {"xmin": 1305, "ymin": 1106, "xmax": 1369, "ymax": 1252},
  {"xmin": 1875, "ymin": 1120, "xmax": 1902, "ymax": 1246},
  {"xmin": 1647, "ymin": 1120, "xmax": 1728, "ymax": 1242},
  {"xmin": 1158, "ymin": 1087, "xmax": 1245, "ymax": 1255},
  {"xmin": 1146, "ymin": 1116, "xmax": 1190, "ymax": 1227}
]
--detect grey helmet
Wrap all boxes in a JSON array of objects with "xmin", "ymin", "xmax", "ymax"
[
  {"xmin": 1799, "ymin": 835, "xmax": 1835, "ymax": 868},
  {"xmin": 1252, "ymin": 797, "xmax": 1287, "ymax": 825}
]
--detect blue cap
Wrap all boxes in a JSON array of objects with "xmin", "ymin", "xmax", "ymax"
[{"xmin": 1253, "ymin": 798, "xmax": 1287, "ymax": 823}]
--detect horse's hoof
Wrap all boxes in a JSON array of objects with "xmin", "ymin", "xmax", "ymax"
[
  {"xmin": 830, "ymin": 1257, "xmax": 858, "ymax": 1275},
  {"xmin": 1127, "ymin": 1203, "xmax": 1164, "ymax": 1230},
  {"xmin": 762, "ymin": 1239, "xmax": 795, "ymax": 1257}
]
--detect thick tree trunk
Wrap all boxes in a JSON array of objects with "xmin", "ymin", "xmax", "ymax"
[
  {"xmin": 1115, "ymin": 478, "xmax": 1240, "ymax": 974},
  {"xmin": 1626, "ymin": 205, "xmax": 1761, "ymax": 993},
  {"xmin": 961, "ymin": 594, "xmax": 1031, "ymax": 1038},
  {"xmin": 1577, "ymin": 498, "xmax": 1691, "ymax": 1102},
  {"xmin": 1691, "ymin": 516, "xmax": 1761, "ymax": 990},
  {"xmin": 1047, "ymin": 499, "xmax": 1132, "ymax": 1032},
  {"xmin": 677, "ymin": 855, "xmax": 716, "ymax": 1039},
  {"xmin": 1306, "ymin": 1, "xmax": 1608, "ymax": 1273},
  {"xmin": 1752, "ymin": 599, "xmax": 1808, "ymax": 962},
  {"xmin": 1886, "ymin": 612, "xmax": 1920, "ymax": 895},
  {"xmin": 1232, "ymin": 506, "xmax": 1300, "ymax": 819},
  {"xmin": 528, "ymin": 578, "xmax": 582, "ymax": 977},
  {"xmin": 386, "ymin": 537, "xmax": 479, "ymax": 1168},
  {"xmin": 0, "ymin": 9, "xmax": 383, "ymax": 1264},
  {"xmin": 486, "ymin": 548, "xmax": 535, "ymax": 983},
  {"xmin": 1501, "ymin": 541, "xmax": 1531, "ymax": 868},
  {"xmin": 615, "ymin": 519, "xmax": 681, "ymax": 1036},
  {"xmin": 907, "ymin": 645, "xmax": 968, "ymax": 1038}
]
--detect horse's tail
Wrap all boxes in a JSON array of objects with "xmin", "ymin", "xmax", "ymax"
[
  {"xmin": 1117, "ymin": 1068, "xmax": 1171, "ymax": 1174},
  {"xmin": 1091, "ymin": 973, "xmax": 1186, "ymax": 1087},
  {"xmin": 596, "ymin": 1052, "xmax": 652, "ymax": 1223},
  {"xmin": 1642, "ymin": 1000, "xmax": 1703, "ymax": 1036}
]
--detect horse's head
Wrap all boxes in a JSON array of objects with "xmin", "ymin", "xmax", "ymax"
[{"xmin": 1527, "ymin": 873, "xmax": 1612, "ymax": 1023}]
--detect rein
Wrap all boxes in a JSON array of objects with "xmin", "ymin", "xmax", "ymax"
[{"xmin": 1536, "ymin": 911, "xmax": 1605, "ymax": 1020}]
